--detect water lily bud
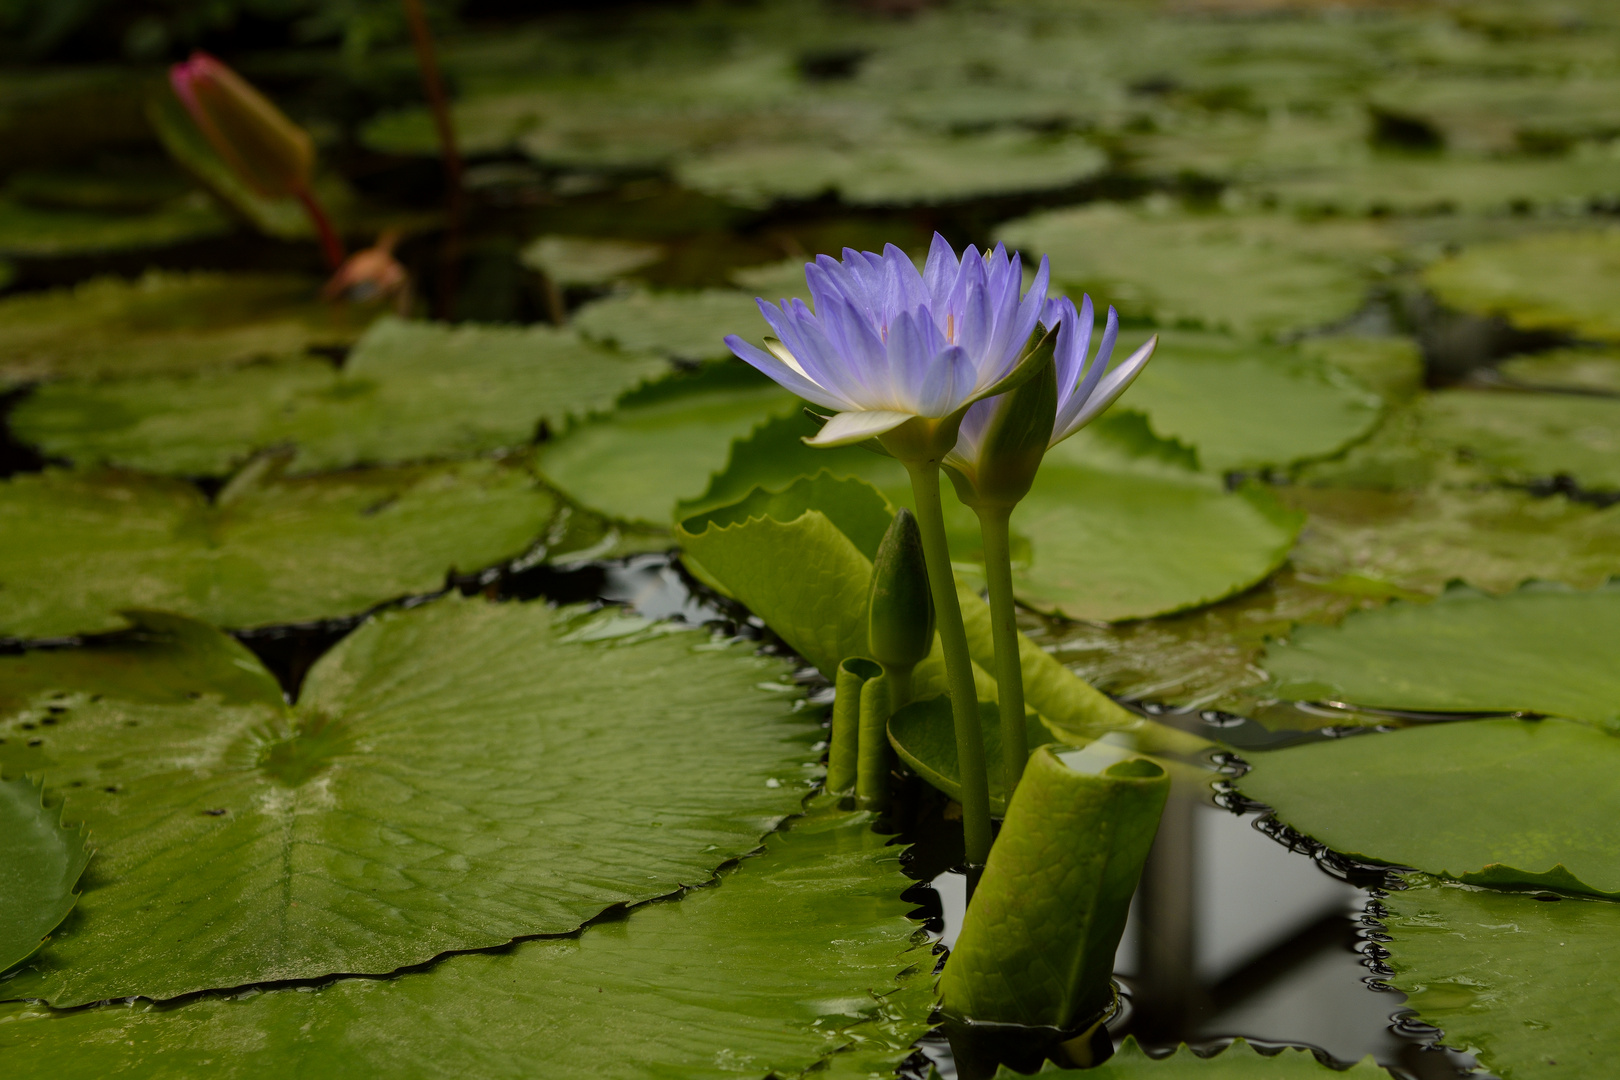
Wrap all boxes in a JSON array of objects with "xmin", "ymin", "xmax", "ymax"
[
  {"xmin": 867, "ymin": 508, "xmax": 934, "ymax": 675},
  {"xmin": 945, "ymin": 330, "xmax": 1058, "ymax": 511},
  {"xmin": 170, "ymin": 51, "xmax": 314, "ymax": 199}
]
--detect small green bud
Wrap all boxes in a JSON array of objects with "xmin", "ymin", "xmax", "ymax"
[
  {"xmin": 945, "ymin": 332, "xmax": 1058, "ymax": 511},
  {"xmin": 867, "ymin": 508, "xmax": 934, "ymax": 672}
]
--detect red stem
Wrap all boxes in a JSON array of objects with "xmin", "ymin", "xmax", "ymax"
[
  {"xmin": 295, "ymin": 186, "xmax": 346, "ymax": 271},
  {"xmin": 402, "ymin": 0, "xmax": 464, "ymax": 319}
]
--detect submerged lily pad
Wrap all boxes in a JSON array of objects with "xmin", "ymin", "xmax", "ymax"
[
  {"xmin": 14, "ymin": 316, "xmax": 670, "ymax": 476},
  {"xmin": 0, "ymin": 798, "xmax": 930, "ymax": 1078},
  {"xmin": 998, "ymin": 1035, "xmax": 1385, "ymax": 1077},
  {"xmin": 0, "ymin": 460, "xmax": 557, "ymax": 639},
  {"xmin": 1263, "ymin": 583, "xmax": 1620, "ymax": 725},
  {"xmin": 1423, "ymin": 228, "xmax": 1620, "ymax": 343},
  {"xmin": 1239, "ymin": 717, "xmax": 1620, "ymax": 897},
  {"xmin": 0, "ymin": 194, "xmax": 228, "ymax": 258},
  {"xmin": 0, "ymin": 271, "xmax": 371, "ymax": 386},
  {"xmin": 0, "ymin": 777, "xmax": 92, "ymax": 974},
  {"xmin": 571, "ymin": 289, "xmax": 766, "ymax": 362},
  {"xmin": 0, "ymin": 596, "xmax": 815, "ymax": 1004},
  {"xmin": 1383, "ymin": 878, "xmax": 1620, "ymax": 1080},
  {"xmin": 995, "ymin": 204, "xmax": 1391, "ymax": 338}
]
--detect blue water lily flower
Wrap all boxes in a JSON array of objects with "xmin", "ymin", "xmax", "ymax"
[
  {"xmin": 944, "ymin": 294, "xmax": 1156, "ymax": 498},
  {"xmin": 723, "ymin": 234, "xmax": 1052, "ymax": 459}
]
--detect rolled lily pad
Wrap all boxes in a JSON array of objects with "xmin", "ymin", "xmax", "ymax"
[
  {"xmin": 1238, "ymin": 717, "xmax": 1620, "ymax": 897},
  {"xmin": 1284, "ymin": 484, "xmax": 1620, "ymax": 596},
  {"xmin": 0, "ymin": 776, "xmax": 92, "ymax": 973},
  {"xmin": 676, "ymin": 129, "xmax": 1108, "ymax": 208},
  {"xmin": 1497, "ymin": 348, "xmax": 1620, "ymax": 395},
  {"xmin": 0, "ymin": 596, "xmax": 816, "ymax": 1004},
  {"xmin": 996, "ymin": 1035, "xmax": 1386, "ymax": 1077},
  {"xmin": 1419, "ymin": 389, "xmax": 1620, "ymax": 492},
  {"xmin": 1120, "ymin": 331, "xmax": 1384, "ymax": 474},
  {"xmin": 0, "ymin": 271, "xmax": 371, "ymax": 386},
  {"xmin": 536, "ymin": 361, "xmax": 797, "ymax": 526},
  {"xmin": 995, "ymin": 204, "xmax": 1392, "ymax": 339},
  {"xmin": 12, "ymin": 316, "xmax": 669, "ymax": 475},
  {"xmin": 1423, "ymin": 228, "xmax": 1620, "ymax": 343},
  {"xmin": 0, "ymin": 459, "xmax": 557, "ymax": 639},
  {"xmin": 1263, "ymin": 583, "xmax": 1620, "ymax": 726},
  {"xmin": 519, "ymin": 235, "xmax": 664, "ymax": 286},
  {"xmin": 571, "ymin": 288, "xmax": 766, "ymax": 362},
  {"xmin": 1383, "ymin": 878, "xmax": 1620, "ymax": 1080},
  {"xmin": 0, "ymin": 798, "xmax": 931, "ymax": 1078},
  {"xmin": 0, "ymin": 194, "xmax": 228, "ymax": 258}
]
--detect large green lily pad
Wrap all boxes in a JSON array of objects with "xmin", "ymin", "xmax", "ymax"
[
  {"xmin": 1383, "ymin": 878, "xmax": 1620, "ymax": 1080},
  {"xmin": 0, "ymin": 271, "xmax": 373, "ymax": 387},
  {"xmin": 0, "ymin": 776, "xmax": 92, "ymax": 973},
  {"xmin": 0, "ymin": 459, "xmax": 556, "ymax": 639},
  {"xmin": 571, "ymin": 289, "xmax": 767, "ymax": 363},
  {"xmin": 0, "ymin": 798, "xmax": 930, "ymax": 1078},
  {"xmin": 1423, "ymin": 228, "xmax": 1620, "ymax": 343},
  {"xmin": 537, "ymin": 361, "xmax": 797, "ymax": 526},
  {"xmin": 1263, "ymin": 583, "xmax": 1620, "ymax": 725},
  {"xmin": 0, "ymin": 596, "xmax": 817, "ymax": 1005},
  {"xmin": 1419, "ymin": 389, "xmax": 1620, "ymax": 492},
  {"xmin": 1239, "ymin": 717, "xmax": 1620, "ymax": 897},
  {"xmin": 1283, "ymin": 484, "xmax": 1620, "ymax": 596},
  {"xmin": 997, "ymin": 1035, "xmax": 1385, "ymax": 1078},
  {"xmin": 1121, "ymin": 331, "xmax": 1384, "ymax": 474},
  {"xmin": 995, "ymin": 204, "xmax": 1392, "ymax": 339},
  {"xmin": 0, "ymin": 194, "xmax": 228, "ymax": 258},
  {"xmin": 13, "ymin": 316, "xmax": 669, "ymax": 476}
]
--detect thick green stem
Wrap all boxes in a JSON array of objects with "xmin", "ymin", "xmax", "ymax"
[
  {"xmin": 856, "ymin": 674, "xmax": 892, "ymax": 811},
  {"xmin": 976, "ymin": 504, "xmax": 1028, "ymax": 796},
  {"xmin": 904, "ymin": 459, "xmax": 993, "ymax": 868}
]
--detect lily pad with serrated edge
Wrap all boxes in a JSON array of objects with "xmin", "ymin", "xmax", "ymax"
[
  {"xmin": 571, "ymin": 288, "xmax": 767, "ymax": 363},
  {"xmin": 0, "ymin": 458, "xmax": 557, "ymax": 640},
  {"xmin": 0, "ymin": 595, "xmax": 817, "ymax": 1005},
  {"xmin": 0, "ymin": 776, "xmax": 92, "ymax": 974},
  {"xmin": 12, "ymin": 316, "xmax": 670, "ymax": 476}
]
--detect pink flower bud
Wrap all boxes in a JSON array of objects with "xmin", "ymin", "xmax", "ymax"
[{"xmin": 170, "ymin": 51, "xmax": 314, "ymax": 200}]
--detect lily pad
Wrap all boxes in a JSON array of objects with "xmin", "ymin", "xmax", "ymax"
[
  {"xmin": 887, "ymin": 696, "xmax": 1056, "ymax": 815},
  {"xmin": 996, "ymin": 1035, "xmax": 1385, "ymax": 1077},
  {"xmin": 1423, "ymin": 228, "xmax": 1620, "ymax": 343},
  {"xmin": 0, "ymin": 271, "xmax": 371, "ymax": 387},
  {"xmin": 0, "ymin": 459, "xmax": 557, "ymax": 639},
  {"xmin": 536, "ymin": 361, "xmax": 797, "ymax": 526},
  {"xmin": 1284, "ymin": 484, "xmax": 1620, "ymax": 596},
  {"xmin": 1497, "ymin": 348, "xmax": 1620, "ymax": 395},
  {"xmin": 12, "ymin": 316, "xmax": 669, "ymax": 476},
  {"xmin": 0, "ymin": 798, "xmax": 931, "ymax": 1079},
  {"xmin": 0, "ymin": 776, "xmax": 92, "ymax": 974},
  {"xmin": 995, "ymin": 203, "xmax": 1392, "ymax": 339},
  {"xmin": 0, "ymin": 595, "xmax": 816, "ymax": 1004},
  {"xmin": 1383, "ymin": 878, "xmax": 1620, "ymax": 1080},
  {"xmin": 676, "ymin": 129, "xmax": 1108, "ymax": 208},
  {"xmin": 519, "ymin": 235, "xmax": 665, "ymax": 286},
  {"xmin": 1244, "ymin": 154, "xmax": 1620, "ymax": 216},
  {"xmin": 1120, "ymin": 331, "xmax": 1384, "ymax": 474},
  {"xmin": 1419, "ymin": 389, "xmax": 1620, "ymax": 493},
  {"xmin": 571, "ymin": 289, "xmax": 767, "ymax": 362},
  {"xmin": 1238, "ymin": 717, "xmax": 1620, "ymax": 897},
  {"xmin": 0, "ymin": 194, "xmax": 228, "ymax": 258},
  {"xmin": 1299, "ymin": 335, "xmax": 1425, "ymax": 403},
  {"xmin": 1263, "ymin": 583, "xmax": 1620, "ymax": 726}
]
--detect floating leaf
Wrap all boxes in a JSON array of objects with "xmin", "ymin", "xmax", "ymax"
[
  {"xmin": 996, "ymin": 204, "xmax": 1391, "ymax": 339},
  {"xmin": 0, "ymin": 271, "xmax": 369, "ymax": 386},
  {"xmin": 572, "ymin": 288, "xmax": 766, "ymax": 362},
  {"xmin": 12, "ymin": 316, "xmax": 669, "ymax": 476},
  {"xmin": 1383, "ymin": 878, "xmax": 1620, "ymax": 1080},
  {"xmin": 0, "ymin": 596, "xmax": 816, "ymax": 1004},
  {"xmin": 0, "ymin": 194, "xmax": 228, "ymax": 258},
  {"xmin": 887, "ymin": 697, "xmax": 1056, "ymax": 815},
  {"xmin": 1419, "ymin": 389, "xmax": 1620, "ymax": 492},
  {"xmin": 1284, "ymin": 484, "xmax": 1620, "ymax": 597},
  {"xmin": 537, "ymin": 361, "xmax": 796, "ymax": 526},
  {"xmin": 1120, "ymin": 331, "xmax": 1383, "ymax": 474},
  {"xmin": 0, "ymin": 460, "xmax": 556, "ymax": 639},
  {"xmin": 1244, "ymin": 154, "xmax": 1620, "ymax": 216},
  {"xmin": 1423, "ymin": 228, "xmax": 1620, "ymax": 343},
  {"xmin": 996, "ymin": 1035, "xmax": 1386, "ymax": 1078},
  {"xmin": 1498, "ymin": 348, "xmax": 1620, "ymax": 395},
  {"xmin": 1263, "ymin": 583, "xmax": 1620, "ymax": 725},
  {"xmin": 728, "ymin": 257, "xmax": 815, "ymax": 303},
  {"xmin": 518, "ymin": 235, "xmax": 664, "ymax": 286},
  {"xmin": 0, "ymin": 798, "xmax": 931, "ymax": 1078},
  {"xmin": 1299, "ymin": 335, "xmax": 1425, "ymax": 403},
  {"xmin": 0, "ymin": 776, "xmax": 92, "ymax": 974},
  {"xmin": 1239, "ymin": 717, "xmax": 1620, "ymax": 897},
  {"xmin": 676, "ymin": 129, "xmax": 1108, "ymax": 208}
]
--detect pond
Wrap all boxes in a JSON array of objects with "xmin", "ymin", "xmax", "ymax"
[{"xmin": 2, "ymin": 0, "xmax": 1619, "ymax": 1077}]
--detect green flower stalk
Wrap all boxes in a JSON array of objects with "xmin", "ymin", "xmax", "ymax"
[
  {"xmin": 937, "ymin": 740, "xmax": 1169, "ymax": 1030},
  {"xmin": 944, "ymin": 296, "xmax": 1156, "ymax": 799}
]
